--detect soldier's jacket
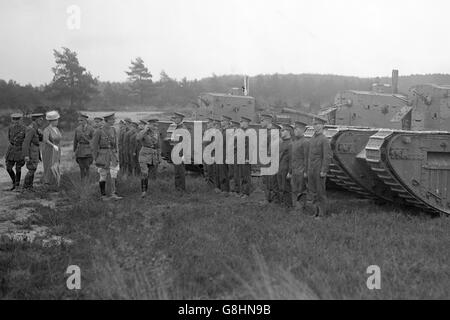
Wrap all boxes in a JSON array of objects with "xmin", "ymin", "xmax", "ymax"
[
  {"xmin": 278, "ymin": 137, "xmax": 292, "ymax": 174},
  {"xmin": 22, "ymin": 122, "xmax": 43, "ymax": 161},
  {"xmin": 6, "ymin": 122, "xmax": 26, "ymax": 162},
  {"xmin": 266, "ymin": 126, "xmax": 279, "ymax": 157},
  {"xmin": 291, "ymin": 136, "xmax": 309, "ymax": 174},
  {"xmin": 73, "ymin": 124, "xmax": 95, "ymax": 158},
  {"xmin": 91, "ymin": 126, "xmax": 118, "ymax": 168},
  {"xmin": 122, "ymin": 129, "xmax": 132, "ymax": 160},
  {"xmin": 129, "ymin": 129, "xmax": 138, "ymax": 156},
  {"xmin": 308, "ymin": 132, "xmax": 332, "ymax": 174},
  {"xmin": 118, "ymin": 127, "xmax": 128, "ymax": 154}
]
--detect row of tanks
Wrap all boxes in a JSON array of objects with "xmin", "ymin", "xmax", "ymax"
[{"xmin": 157, "ymin": 71, "xmax": 450, "ymax": 215}]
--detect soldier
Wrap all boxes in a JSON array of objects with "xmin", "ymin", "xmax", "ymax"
[
  {"xmin": 118, "ymin": 120, "xmax": 126, "ymax": 172},
  {"xmin": 128, "ymin": 121, "xmax": 140, "ymax": 176},
  {"xmin": 203, "ymin": 117, "xmax": 216, "ymax": 187},
  {"xmin": 91, "ymin": 113, "xmax": 123, "ymax": 201},
  {"xmin": 170, "ymin": 112, "xmax": 187, "ymax": 191},
  {"xmin": 218, "ymin": 115, "xmax": 232, "ymax": 194},
  {"xmin": 229, "ymin": 120, "xmax": 241, "ymax": 196},
  {"xmin": 4, "ymin": 113, "xmax": 26, "ymax": 191},
  {"xmin": 237, "ymin": 116, "xmax": 252, "ymax": 198},
  {"xmin": 291, "ymin": 120, "xmax": 310, "ymax": 213},
  {"xmin": 120, "ymin": 118, "xmax": 132, "ymax": 177},
  {"xmin": 278, "ymin": 124, "xmax": 293, "ymax": 208},
  {"xmin": 22, "ymin": 113, "xmax": 45, "ymax": 191},
  {"xmin": 307, "ymin": 118, "xmax": 332, "ymax": 218},
  {"xmin": 73, "ymin": 113, "xmax": 95, "ymax": 183},
  {"xmin": 212, "ymin": 118, "xmax": 222, "ymax": 193},
  {"xmin": 137, "ymin": 119, "xmax": 160, "ymax": 198},
  {"xmin": 123, "ymin": 121, "xmax": 135, "ymax": 176},
  {"xmin": 260, "ymin": 113, "xmax": 280, "ymax": 204}
]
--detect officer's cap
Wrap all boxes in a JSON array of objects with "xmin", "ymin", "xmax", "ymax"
[
  {"xmin": 221, "ymin": 115, "xmax": 232, "ymax": 121},
  {"xmin": 146, "ymin": 118, "xmax": 159, "ymax": 123},
  {"xmin": 173, "ymin": 112, "xmax": 185, "ymax": 119},
  {"xmin": 124, "ymin": 117, "xmax": 132, "ymax": 123},
  {"xmin": 94, "ymin": 116, "xmax": 103, "ymax": 121},
  {"xmin": 131, "ymin": 121, "xmax": 139, "ymax": 126},
  {"xmin": 31, "ymin": 113, "xmax": 45, "ymax": 120},
  {"xmin": 78, "ymin": 113, "xmax": 89, "ymax": 120},
  {"xmin": 230, "ymin": 120, "xmax": 240, "ymax": 126},
  {"xmin": 11, "ymin": 113, "xmax": 23, "ymax": 119},
  {"xmin": 240, "ymin": 116, "xmax": 252, "ymax": 123},
  {"xmin": 294, "ymin": 120, "xmax": 308, "ymax": 127},
  {"xmin": 139, "ymin": 119, "xmax": 148, "ymax": 125},
  {"xmin": 103, "ymin": 113, "xmax": 116, "ymax": 121},
  {"xmin": 260, "ymin": 113, "xmax": 273, "ymax": 120}
]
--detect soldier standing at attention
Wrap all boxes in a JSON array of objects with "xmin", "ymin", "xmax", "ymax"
[
  {"xmin": 128, "ymin": 121, "xmax": 140, "ymax": 176},
  {"xmin": 22, "ymin": 113, "xmax": 45, "ymax": 191},
  {"xmin": 91, "ymin": 113, "xmax": 123, "ymax": 201},
  {"xmin": 260, "ymin": 113, "xmax": 280, "ymax": 204},
  {"xmin": 218, "ymin": 115, "xmax": 232, "ymax": 194},
  {"xmin": 291, "ymin": 120, "xmax": 309, "ymax": 213},
  {"xmin": 73, "ymin": 113, "xmax": 95, "ymax": 183},
  {"xmin": 4, "ymin": 113, "xmax": 26, "ymax": 191},
  {"xmin": 278, "ymin": 124, "xmax": 294, "ymax": 208},
  {"xmin": 137, "ymin": 119, "xmax": 160, "ymax": 198},
  {"xmin": 170, "ymin": 112, "xmax": 187, "ymax": 191},
  {"xmin": 230, "ymin": 120, "xmax": 241, "ymax": 196},
  {"xmin": 120, "ymin": 118, "xmax": 132, "ymax": 177},
  {"xmin": 118, "ymin": 120, "xmax": 126, "ymax": 173},
  {"xmin": 123, "ymin": 121, "xmax": 135, "ymax": 176},
  {"xmin": 237, "ymin": 116, "xmax": 252, "ymax": 198},
  {"xmin": 307, "ymin": 118, "xmax": 332, "ymax": 218},
  {"xmin": 203, "ymin": 117, "xmax": 216, "ymax": 187}
]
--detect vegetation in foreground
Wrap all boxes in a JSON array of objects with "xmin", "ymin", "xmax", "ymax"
[{"xmin": 0, "ymin": 169, "xmax": 449, "ymax": 299}]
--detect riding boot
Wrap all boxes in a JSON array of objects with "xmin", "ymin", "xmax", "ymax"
[
  {"xmin": 15, "ymin": 169, "xmax": 21, "ymax": 187},
  {"xmin": 99, "ymin": 181, "xmax": 106, "ymax": 196}
]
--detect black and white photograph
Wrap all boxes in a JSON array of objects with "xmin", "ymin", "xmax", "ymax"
[{"xmin": 0, "ymin": 0, "xmax": 449, "ymax": 304}]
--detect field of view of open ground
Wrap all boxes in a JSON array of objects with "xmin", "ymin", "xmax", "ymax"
[{"xmin": 0, "ymin": 112, "xmax": 449, "ymax": 300}]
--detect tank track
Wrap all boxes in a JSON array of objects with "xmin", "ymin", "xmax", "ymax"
[{"xmin": 365, "ymin": 130, "xmax": 435, "ymax": 213}]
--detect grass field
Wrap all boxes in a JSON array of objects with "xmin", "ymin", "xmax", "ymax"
[{"xmin": 0, "ymin": 167, "xmax": 449, "ymax": 300}]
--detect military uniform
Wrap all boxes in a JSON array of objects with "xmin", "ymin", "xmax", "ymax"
[
  {"xmin": 123, "ymin": 128, "xmax": 134, "ymax": 175},
  {"xmin": 263, "ymin": 126, "xmax": 280, "ymax": 203},
  {"xmin": 92, "ymin": 113, "xmax": 122, "ymax": 200},
  {"xmin": 118, "ymin": 123, "xmax": 128, "ymax": 171},
  {"xmin": 171, "ymin": 112, "xmax": 187, "ymax": 191},
  {"xmin": 291, "ymin": 134, "xmax": 309, "ymax": 210},
  {"xmin": 277, "ymin": 130, "xmax": 293, "ymax": 207},
  {"xmin": 4, "ymin": 115, "xmax": 26, "ymax": 190},
  {"xmin": 137, "ymin": 122, "xmax": 160, "ymax": 195},
  {"xmin": 23, "ymin": 117, "xmax": 44, "ymax": 189},
  {"xmin": 218, "ymin": 118, "xmax": 231, "ymax": 193},
  {"xmin": 203, "ymin": 118, "xmax": 216, "ymax": 187},
  {"xmin": 73, "ymin": 121, "xmax": 95, "ymax": 181},
  {"xmin": 307, "ymin": 131, "xmax": 332, "ymax": 216},
  {"xmin": 237, "ymin": 117, "xmax": 252, "ymax": 197}
]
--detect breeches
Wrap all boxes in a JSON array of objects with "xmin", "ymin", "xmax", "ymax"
[{"xmin": 98, "ymin": 165, "xmax": 120, "ymax": 181}]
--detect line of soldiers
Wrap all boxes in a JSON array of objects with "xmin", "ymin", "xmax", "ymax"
[{"xmin": 201, "ymin": 112, "xmax": 332, "ymax": 218}]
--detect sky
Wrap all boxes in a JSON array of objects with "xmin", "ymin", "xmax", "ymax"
[{"xmin": 1, "ymin": 0, "xmax": 450, "ymax": 85}]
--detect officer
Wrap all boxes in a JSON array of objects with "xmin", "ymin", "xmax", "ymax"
[
  {"xmin": 137, "ymin": 119, "xmax": 160, "ymax": 198},
  {"xmin": 218, "ymin": 115, "xmax": 232, "ymax": 194},
  {"xmin": 260, "ymin": 113, "xmax": 280, "ymax": 204},
  {"xmin": 229, "ymin": 120, "xmax": 241, "ymax": 196},
  {"xmin": 291, "ymin": 120, "xmax": 310, "ymax": 212},
  {"xmin": 307, "ymin": 117, "xmax": 332, "ymax": 218},
  {"xmin": 91, "ymin": 113, "xmax": 122, "ymax": 201},
  {"xmin": 22, "ymin": 113, "xmax": 45, "ymax": 191},
  {"xmin": 73, "ymin": 113, "xmax": 95, "ymax": 183},
  {"xmin": 212, "ymin": 118, "xmax": 222, "ymax": 193},
  {"xmin": 4, "ymin": 113, "xmax": 26, "ymax": 191},
  {"xmin": 237, "ymin": 116, "xmax": 252, "ymax": 198},
  {"xmin": 118, "ymin": 120, "xmax": 126, "ymax": 172},
  {"xmin": 170, "ymin": 112, "xmax": 187, "ymax": 191},
  {"xmin": 278, "ymin": 124, "xmax": 294, "ymax": 208}
]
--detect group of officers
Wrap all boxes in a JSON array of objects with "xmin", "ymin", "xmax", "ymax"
[
  {"xmin": 4, "ymin": 110, "xmax": 332, "ymax": 217},
  {"xmin": 200, "ymin": 112, "xmax": 332, "ymax": 218}
]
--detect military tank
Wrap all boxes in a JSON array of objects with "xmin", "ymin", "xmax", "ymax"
[{"xmin": 299, "ymin": 70, "xmax": 450, "ymax": 215}]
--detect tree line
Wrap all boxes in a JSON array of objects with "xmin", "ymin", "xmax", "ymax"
[{"xmin": 1, "ymin": 47, "xmax": 450, "ymax": 115}]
